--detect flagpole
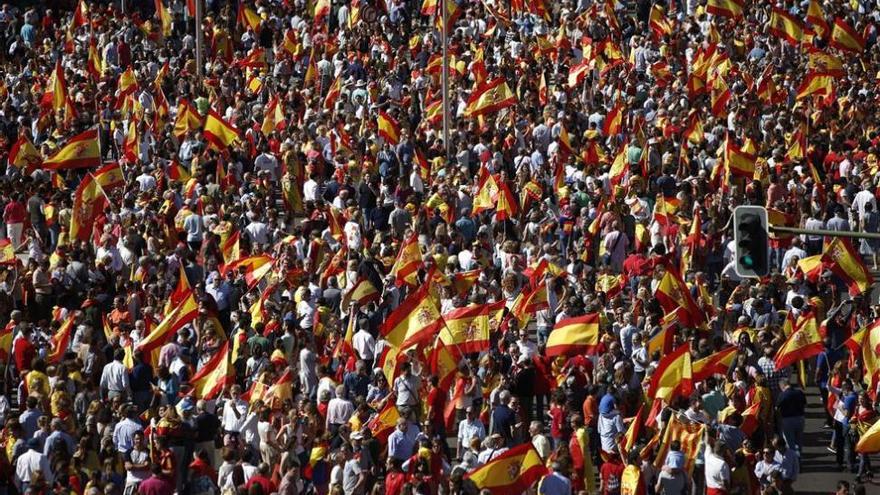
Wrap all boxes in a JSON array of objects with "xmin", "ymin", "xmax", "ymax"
[
  {"xmin": 195, "ymin": 0, "xmax": 204, "ymax": 77},
  {"xmin": 440, "ymin": 0, "xmax": 450, "ymax": 161}
]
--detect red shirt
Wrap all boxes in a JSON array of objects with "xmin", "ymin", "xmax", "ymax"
[
  {"xmin": 13, "ymin": 337, "xmax": 35, "ymax": 372},
  {"xmin": 138, "ymin": 475, "xmax": 174, "ymax": 495},
  {"xmin": 245, "ymin": 475, "xmax": 276, "ymax": 494},
  {"xmin": 426, "ymin": 387, "xmax": 445, "ymax": 425},
  {"xmin": 385, "ymin": 471, "xmax": 406, "ymax": 495},
  {"xmin": 600, "ymin": 460, "xmax": 625, "ymax": 495},
  {"xmin": 3, "ymin": 201, "xmax": 25, "ymax": 224}
]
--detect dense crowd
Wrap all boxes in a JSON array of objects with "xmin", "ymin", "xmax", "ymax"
[{"xmin": 2, "ymin": 1, "xmax": 880, "ymax": 495}]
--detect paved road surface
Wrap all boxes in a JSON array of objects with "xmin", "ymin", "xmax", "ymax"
[{"xmin": 794, "ymin": 387, "xmax": 879, "ymax": 494}]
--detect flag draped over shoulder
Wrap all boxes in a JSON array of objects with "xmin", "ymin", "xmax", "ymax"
[
  {"xmin": 546, "ymin": 314, "xmax": 600, "ymax": 357},
  {"xmin": 463, "ymin": 443, "xmax": 549, "ymax": 495}
]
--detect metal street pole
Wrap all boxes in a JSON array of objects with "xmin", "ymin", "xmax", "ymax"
[
  {"xmin": 440, "ymin": 0, "xmax": 450, "ymax": 160},
  {"xmin": 769, "ymin": 225, "xmax": 880, "ymax": 241},
  {"xmin": 195, "ymin": 0, "xmax": 204, "ymax": 77}
]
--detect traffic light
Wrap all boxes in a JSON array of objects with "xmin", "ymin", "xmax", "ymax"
[{"xmin": 733, "ymin": 206, "xmax": 769, "ymax": 278}]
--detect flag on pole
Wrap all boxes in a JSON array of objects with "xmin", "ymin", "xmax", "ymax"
[
  {"xmin": 545, "ymin": 314, "xmax": 601, "ymax": 357},
  {"xmin": 463, "ymin": 443, "xmax": 549, "ymax": 494},
  {"xmin": 42, "ymin": 129, "xmax": 101, "ymax": 170}
]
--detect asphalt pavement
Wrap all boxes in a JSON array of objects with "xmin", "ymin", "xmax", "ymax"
[{"xmin": 794, "ymin": 387, "xmax": 879, "ymax": 494}]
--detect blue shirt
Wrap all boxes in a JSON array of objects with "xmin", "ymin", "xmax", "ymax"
[
  {"xmin": 539, "ymin": 472, "xmax": 572, "ymax": 495},
  {"xmin": 44, "ymin": 430, "xmax": 75, "ymax": 457},
  {"xmin": 19, "ymin": 408, "xmax": 42, "ymax": 439},
  {"xmin": 20, "ymin": 23, "xmax": 35, "ymax": 44},
  {"xmin": 113, "ymin": 418, "xmax": 143, "ymax": 452},
  {"xmin": 388, "ymin": 426, "xmax": 417, "ymax": 461}
]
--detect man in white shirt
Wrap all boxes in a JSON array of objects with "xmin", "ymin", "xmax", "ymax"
[
  {"xmin": 15, "ymin": 438, "xmax": 53, "ymax": 492},
  {"xmin": 704, "ymin": 440, "xmax": 731, "ymax": 494},
  {"xmin": 456, "ymin": 406, "xmax": 486, "ymax": 460},
  {"xmin": 221, "ymin": 385, "xmax": 249, "ymax": 436},
  {"xmin": 352, "ymin": 322, "xmax": 376, "ymax": 364},
  {"xmin": 254, "ymin": 147, "xmax": 279, "ymax": 180},
  {"xmin": 326, "ymin": 385, "xmax": 354, "ymax": 435},
  {"xmin": 100, "ymin": 348, "xmax": 131, "ymax": 400}
]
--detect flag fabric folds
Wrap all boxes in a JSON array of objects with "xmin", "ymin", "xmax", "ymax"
[
  {"xmin": 381, "ymin": 283, "xmax": 445, "ymax": 350},
  {"xmin": 546, "ymin": 314, "xmax": 601, "ymax": 357},
  {"xmin": 821, "ymin": 238, "xmax": 874, "ymax": 296},
  {"xmin": 190, "ymin": 341, "xmax": 234, "ymax": 399},
  {"xmin": 377, "ymin": 111, "xmax": 401, "ymax": 145},
  {"xmin": 649, "ymin": 343, "xmax": 693, "ymax": 402},
  {"xmin": 43, "ymin": 129, "xmax": 101, "ymax": 170},
  {"xmin": 830, "ymin": 18, "xmax": 865, "ymax": 53},
  {"xmin": 203, "ymin": 109, "xmax": 240, "ymax": 150},
  {"xmin": 774, "ymin": 311, "xmax": 824, "ymax": 370},
  {"xmin": 653, "ymin": 414, "xmax": 706, "ymax": 475},
  {"xmin": 463, "ymin": 443, "xmax": 549, "ymax": 495},
  {"xmin": 463, "ymin": 78, "xmax": 517, "ymax": 118}
]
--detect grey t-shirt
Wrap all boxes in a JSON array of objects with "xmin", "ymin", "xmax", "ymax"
[{"xmin": 342, "ymin": 458, "xmax": 362, "ymax": 495}]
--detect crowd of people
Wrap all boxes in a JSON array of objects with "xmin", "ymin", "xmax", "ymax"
[{"xmin": 1, "ymin": 0, "xmax": 880, "ymax": 495}]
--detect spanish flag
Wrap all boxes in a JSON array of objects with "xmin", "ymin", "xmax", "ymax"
[
  {"xmin": 261, "ymin": 96, "xmax": 285, "ymax": 136},
  {"xmin": 822, "ymin": 237, "xmax": 874, "ymax": 296},
  {"xmin": 649, "ymin": 343, "xmax": 693, "ymax": 402},
  {"xmin": 429, "ymin": 339, "xmax": 460, "ymax": 390},
  {"xmin": 796, "ymin": 72, "xmax": 833, "ymax": 100},
  {"xmin": 381, "ymin": 283, "xmax": 445, "ymax": 349},
  {"xmin": 709, "ymin": 72, "xmax": 730, "ymax": 116},
  {"xmin": 706, "ymin": 0, "xmax": 744, "ymax": 18},
  {"xmin": 568, "ymin": 58, "xmax": 591, "ymax": 88},
  {"xmin": 173, "ymin": 99, "xmax": 203, "ymax": 138},
  {"xmin": 223, "ymin": 255, "xmax": 274, "ymax": 289},
  {"xmin": 313, "ymin": 0, "xmax": 331, "ymax": 22},
  {"xmin": 0, "ymin": 320, "xmax": 13, "ymax": 363},
  {"xmin": 390, "ymin": 234, "xmax": 423, "ymax": 287},
  {"xmin": 452, "ymin": 269, "xmax": 482, "ymax": 296},
  {"xmin": 42, "ymin": 59, "xmax": 77, "ymax": 122},
  {"xmin": 73, "ymin": 0, "xmax": 89, "ymax": 28},
  {"xmin": 495, "ymin": 181, "xmax": 519, "ymax": 221},
  {"xmin": 739, "ymin": 400, "xmax": 762, "ymax": 436},
  {"xmin": 377, "ymin": 110, "xmax": 400, "ymax": 145},
  {"xmin": 115, "ymin": 67, "xmax": 139, "ymax": 109},
  {"xmin": 341, "ymin": 277, "xmax": 380, "ymax": 308},
  {"xmin": 0, "ymin": 239, "xmax": 13, "ymax": 265},
  {"xmin": 692, "ymin": 346, "xmax": 738, "ymax": 381},
  {"xmin": 608, "ymin": 146, "xmax": 629, "ymax": 186},
  {"xmin": 798, "ymin": 254, "xmax": 824, "ymax": 282},
  {"xmin": 137, "ymin": 292, "xmax": 199, "ymax": 366},
  {"xmin": 94, "ymin": 162, "xmax": 125, "ymax": 192},
  {"xmin": 725, "ymin": 136, "xmax": 756, "ymax": 178},
  {"xmin": 774, "ymin": 311, "xmax": 824, "ymax": 370},
  {"xmin": 47, "ymin": 313, "xmax": 76, "ymax": 364},
  {"xmin": 155, "ymin": 0, "xmax": 172, "ymax": 38},
  {"xmin": 122, "ymin": 119, "xmax": 138, "ymax": 163},
  {"xmin": 859, "ymin": 320, "xmax": 880, "ymax": 394},
  {"xmin": 683, "ymin": 111, "xmax": 704, "ymax": 144},
  {"xmin": 280, "ymin": 29, "xmax": 301, "ymax": 58},
  {"xmin": 237, "ymin": 2, "xmax": 262, "ymax": 32},
  {"xmin": 830, "ymin": 18, "xmax": 865, "ymax": 54},
  {"xmin": 768, "ymin": 8, "xmax": 804, "ymax": 46},
  {"xmin": 420, "ymin": 0, "xmax": 438, "ymax": 16},
  {"xmin": 87, "ymin": 37, "xmax": 103, "ymax": 80},
  {"xmin": 557, "ymin": 124, "xmax": 574, "ymax": 157},
  {"xmin": 806, "ymin": 50, "xmax": 845, "ymax": 77},
  {"xmin": 424, "ymin": 98, "xmax": 442, "ymax": 126},
  {"xmin": 652, "ymin": 413, "xmax": 705, "ymax": 475},
  {"xmin": 648, "ymin": 4, "xmax": 673, "ymax": 40},
  {"xmin": 508, "ymin": 282, "xmax": 548, "ymax": 327},
  {"xmin": 602, "ymin": 101, "xmax": 624, "ymax": 136},
  {"xmin": 190, "ymin": 340, "xmax": 234, "ymax": 399},
  {"xmin": 464, "ymin": 443, "xmax": 549, "ymax": 495},
  {"xmin": 621, "ymin": 405, "xmax": 644, "ymax": 454},
  {"xmin": 855, "ymin": 418, "xmax": 880, "ymax": 454},
  {"xmin": 8, "ymin": 133, "xmax": 41, "ymax": 171},
  {"xmin": 203, "ymin": 109, "xmax": 239, "ymax": 150},
  {"xmin": 806, "ymin": 0, "xmax": 829, "ymax": 38},
  {"xmin": 596, "ymin": 273, "xmax": 626, "ymax": 299},
  {"xmin": 440, "ymin": 303, "xmax": 500, "ymax": 354},
  {"xmin": 43, "ymin": 128, "xmax": 101, "ymax": 171},
  {"xmin": 546, "ymin": 314, "xmax": 600, "ymax": 357},
  {"xmin": 70, "ymin": 173, "xmax": 107, "ymax": 242},
  {"xmin": 463, "ymin": 77, "xmax": 517, "ymax": 118},
  {"xmin": 235, "ymin": 48, "xmax": 268, "ymax": 70},
  {"xmin": 472, "ymin": 168, "xmax": 500, "ymax": 215},
  {"xmin": 367, "ymin": 401, "xmax": 401, "ymax": 443}
]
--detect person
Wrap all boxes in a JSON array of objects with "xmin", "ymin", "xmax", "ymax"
[
  {"xmin": 455, "ymin": 406, "xmax": 485, "ymax": 460},
  {"xmin": 137, "ymin": 463, "xmax": 175, "ymax": 495},
  {"xmin": 539, "ymin": 462, "xmax": 572, "ymax": 495},
  {"xmin": 15, "ymin": 438, "xmax": 53, "ymax": 492},
  {"xmin": 123, "ymin": 431, "xmax": 151, "ymax": 495},
  {"xmin": 705, "ymin": 440, "xmax": 731, "ymax": 495},
  {"xmin": 599, "ymin": 452, "xmax": 625, "ymax": 495},
  {"xmin": 655, "ymin": 442, "xmax": 689, "ymax": 495},
  {"xmin": 776, "ymin": 377, "xmax": 806, "ymax": 456}
]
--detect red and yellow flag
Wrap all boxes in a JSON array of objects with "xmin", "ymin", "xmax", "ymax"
[
  {"xmin": 173, "ymin": 99, "xmax": 203, "ymax": 138},
  {"xmin": 70, "ymin": 173, "xmax": 107, "ymax": 242},
  {"xmin": 47, "ymin": 313, "xmax": 76, "ymax": 364},
  {"xmin": 709, "ymin": 72, "xmax": 730, "ymax": 116},
  {"xmin": 237, "ymin": 2, "xmax": 262, "ymax": 32},
  {"xmin": 94, "ymin": 162, "xmax": 125, "ymax": 192},
  {"xmin": 463, "ymin": 443, "xmax": 549, "ymax": 495},
  {"xmin": 546, "ymin": 314, "xmax": 600, "ymax": 358},
  {"xmin": 473, "ymin": 167, "xmax": 500, "ymax": 215},
  {"xmin": 768, "ymin": 7, "xmax": 804, "ymax": 46},
  {"xmin": 43, "ymin": 129, "xmax": 101, "ymax": 170},
  {"xmin": 341, "ymin": 278, "xmax": 380, "ymax": 308},
  {"xmin": 692, "ymin": 346, "xmax": 738, "ymax": 382},
  {"xmin": 440, "ymin": 303, "xmax": 502, "ymax": 354},
  {"xmin": 652, "ymin": 414, "xmax": 705, "ymax": 475},
  {"xmin": 190, "ymin": 340, "xmax": 234, "ymax": 399},
  {"xmin": 602, "ymin": 101, "xmax": 624, "ymax": 136},
  {"xmin": 8, "ymin": 133, "xmax": 41, "ymax": 172},
  {"xmin": 377, "ymin": 110, "xmax": 400, "ymax": 145},
  {"xmin": 381, "ymin": 283, "xmax": 444, "ymax": 350},
  {"xmin": 463, "ymin": 78, "xmax": 517, "ymax": 118},
  {"xmin": 830, "ymin": 18, "xmax": 865, "ymax": 53},
  {"xmin": 648, "ymin": 4, "xmax": 673, "ymax": 40},
  {"xmin": 390, "ymin": 234, "xmax": 423, "ymax": 287},
  {"xmin": 0, "ymin": 239, "xmax": 13, "ymax": 266},
  {"xmin": 822, "ymin": 237, "xmax": 874, "ymax": 296},
  {"xmin": 261, "ymin": 96, "xmax": 285, "ymax": 136},
  {"xmin": 115, "ymin": 67, "xmax": 139, "ymax": 109},
  {"xmin": 204, "ymin": 109, "xmax": 239, "ymax": 150},
  {"xmin": 706, "ymin": 0, "xmax": 744, "ymax": 18},
  {"xmin": 367, "ymin": 400, "xmax": 401, "ymax": 443},
  {"xmin": 87, "ymin": 37, "xmax": 103, "ymax": 80},
  {"xmin": 0, "ymin": 320, "xmax": 13, "ymax": 363},
  {"xmin": 655, "ymin": 266, "xmax": 703, "ymax": 327},
  {"xmin": 223, "ymin": 255, "xmax": 274, "ymax": 289},
  {"xmin": 806, "ymin": 0, "xmax": 829, "ymax": 38},
  {"xmin": 495, "ymin": 181, "xmax": 519, "ymax": 221},
  {"xmin": 137, "ymin": 291, "xmax": 199, "ymax": 366},
  {"xmin": 42, "ymin": 59, "xmax": 77, "ymax": 122},
  {"xmin": 856, "ymin": 417, "xmax": 880, "ymax": 454},
  {"xmin": 725, "ymin": 136, "xmax": 756, "ymax": 178},
  {"xmin": 774, "ymin": 311, "xmax": 824, "ymax": 370},
  {"xmin": 796, "ymin": 72, "xmax": 833, "ymax": 100},
  {"xmin": 649, "ymin": 343, "xmax": 693, "ymax": 402}
]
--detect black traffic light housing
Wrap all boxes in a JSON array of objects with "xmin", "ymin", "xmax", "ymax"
[{"xmin": 733, "ymin": 206, "xmax": 769, "ymax": 278}]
